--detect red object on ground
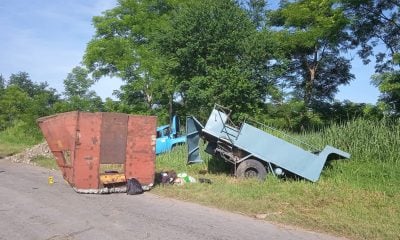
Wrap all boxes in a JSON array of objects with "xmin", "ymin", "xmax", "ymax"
[{"xmin": 37, "ymin": 112, "xmax": 156, "ymax": 193}]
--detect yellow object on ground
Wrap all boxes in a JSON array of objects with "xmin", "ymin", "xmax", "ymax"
[{"xmin": 99, "ymin": 174, "xmax": 126, "ymax": 184}]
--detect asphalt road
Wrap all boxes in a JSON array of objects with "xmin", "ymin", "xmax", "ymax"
[{"xmin": 0, "ymin": 159, "xmax": 345, "ymax": 240}]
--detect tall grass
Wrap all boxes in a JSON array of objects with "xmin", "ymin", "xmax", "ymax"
[
  {"xmin": 2, "ymin": 117, "xmax": 398, "ymax": 239},
  {"xmin": 299, "ymin": 118, "xmax": 400, "ymax": 195},
  {"xmin": 0, "ymin": 121, "xmax": 43, "ymax": 157},
  {"xmin": 154, "ymin": 118, "xmax": 400, "ymax": 239}
]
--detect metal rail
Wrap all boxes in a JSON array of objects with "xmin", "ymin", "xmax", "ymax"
[{"xmin": 215, "ymin": 105, "xmax": 240, "ymax": 144}]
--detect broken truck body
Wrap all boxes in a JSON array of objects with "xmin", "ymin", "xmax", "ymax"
[
  {"xmin": 186, "ymin": 105, "xmax": 350, "ymax": 182},
  {"xmin": 37, "ymin": 111, "xmax": 156, "ymax": 193}
]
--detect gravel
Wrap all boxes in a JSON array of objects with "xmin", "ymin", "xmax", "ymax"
[{"xmin": 4, "ymin": 142, "xmax": 54, "ymax": 164}]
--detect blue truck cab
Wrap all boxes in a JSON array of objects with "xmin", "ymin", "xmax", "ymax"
[{"xmin": 156, "ymin": 116, "xmax": 186, "ymax": 154}]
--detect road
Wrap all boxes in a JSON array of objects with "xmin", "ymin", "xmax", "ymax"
[{"xmin": 0, "ymin": 159, "xmax": 345, "ymax": 240}]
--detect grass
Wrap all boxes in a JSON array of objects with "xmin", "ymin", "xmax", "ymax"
[
  {"xmin": 30, "ymin": 156, "xmax": 58, "ymax": 169},
  {"xmin": 2, "ymin": 118, "xmax": 399, "ymax": 239},
  {"xmin": 0, "ymin": 122, "xmax": 42, "ymax": 158},
  {"xmin": 0, "ymin": 142, "xmax": 25, "ymax": 158},
  {"xmin": 300, "ymin": 118, "xmax": 400, "ymax": 196},
  {"xmin": 153, "ymin": 119, "xmax": 400, "ymax": 240}
]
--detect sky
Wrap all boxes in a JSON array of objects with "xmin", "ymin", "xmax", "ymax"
[{"xmin": 0, "ymin": 0, "xmax": 380, "ymax": 104}]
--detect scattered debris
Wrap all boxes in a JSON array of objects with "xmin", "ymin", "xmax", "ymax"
[
  {"xmin": 4, "ymin": 142, "xmax": 53, "ymax": 164},
  {"xmin": 177, "ymin": 173, "xmax": 196, "ymax": 183},
  {"xmin": 160, "ymin": 170, "xmax": 177, "ymax": 185},
  {"xmin": 255, "ymin": 212, "xmax": 282, "ymax": 219},
  {"xmin": 255, "ymin": 214, "xmax": 267, "ymax": 219},
  {"xmin": 158, "ymin": 171, "xmax": 205, "ymax": 186},
  {"xmin": 198, "ymin": 169, "xmax": 208, "ymax": 175},
  {"xmin": 126, "ymin": 178, "xmax": 144, "ymax": 195},
  {"xmin": 198, "ymin": 178, "xmax": 212, "ymax": 184}
]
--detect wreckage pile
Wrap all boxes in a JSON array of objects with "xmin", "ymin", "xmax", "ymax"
[{"xmin": 5, "ymin": 142, "xmax": 54, "ymax": 164}]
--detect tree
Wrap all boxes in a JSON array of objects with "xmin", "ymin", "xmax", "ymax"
[
  {"xmin": 341, "ymin": 0, "xmax": 400, "ymax": 116},
  {"xmin": 372, "ymin": 71, "xmax": 400, "ymax": 116},
  {"xmin": 341, "ymin": 0, "xmax": 399, "ymax": 72},
  {"xmin": 7, "ymin": 71, "xmax": 51, "ymax": 98},
  {"xmin": 84, "ymin": 0, "xmax": 276, "ymax": 119},
  {"xmin": 0, "ymin": 86, "xmax": 31, "ymax": 130},
  {"xmin": 313, "ymin": 100, "xmax": 384, "ymax": 123},
  {"xmin": 157, "ymin": 0, "xmax": 275, "ymax": 119},
  {"xmin": 84, "ymin": 0, "xmax": 175, "ymax": 115},
  {"xmin": 0, "ymin": 71, "xmax": 61, "ymax": 134},
  {"xmin": 269, "ymin": 0, "xmax": 354, "ymax": 107},
  {"xmin": 64, "ymin": 66, "xmax": 94, "ymax": 99},
  {"xmin": 290, "ymin": 53, "xmax": 354, "ymax": 103},
  {"xmin": 61, "ymin": 66, "xmax": 103, "ymax": 112},
  {"xmin": 241, "ymin": 0, "xmax": 268, "ymax": 29},
  {"xmin": 0, "ymin": 74, "xmax": 5, "ymax": 91}
]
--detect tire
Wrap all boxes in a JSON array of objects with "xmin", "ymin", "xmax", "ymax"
[{"xmin": 236, "ymin": 159, "xmax": 267, "ymax": 180}]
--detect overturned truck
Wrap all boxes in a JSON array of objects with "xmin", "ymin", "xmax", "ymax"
[{"xmin": 186, "ymin": 105, "xmax": 350, "ymax": 182}]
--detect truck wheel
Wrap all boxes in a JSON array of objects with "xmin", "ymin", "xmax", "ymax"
[{"xmin": 236, "ymin": 159, "xmax": 267, "ymax": 180}]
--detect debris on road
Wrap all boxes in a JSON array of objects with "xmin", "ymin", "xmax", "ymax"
[
  {"xmin": 126, "ymin": 178, "xmax": 144, "ymax": 195},
  {"xmin": 158, "ymin": 171, "xmax": 201, "ymax": 186},
  {"xmin": 159, "ymin": 170, "xmax": 177, "ymax": 185},
  {"xmin": 177, "ymin": 172, "xmax": 196, "ymax": 183}
]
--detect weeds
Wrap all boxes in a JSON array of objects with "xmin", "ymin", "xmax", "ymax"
[
  {"xmin": 154, "ymin": 119, "xmax": 400, "ymax": 239},
  {"xmin": 31, "ymin": 156, "xmax": 58, "ymax": 169},
  {"xmin": 2, "ymin": 118, "xmax": 399, "ymax": 239},
  {"xmin": 0, "ymin": 122, "xmax": 42, "ymax": 157}
]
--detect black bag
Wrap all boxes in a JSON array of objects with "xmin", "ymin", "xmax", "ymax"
[{"xmin": 126, "ymin": 178, "xmax": 143, "ymax": 195}]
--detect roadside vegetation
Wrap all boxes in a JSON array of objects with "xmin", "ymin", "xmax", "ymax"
[
  {"xmin": 1, "ymin": 0, "xmax": 399, "ymax": 239},
  {"xmin": 30, "ymin": 156, "xmax": 58, "ymax": 169},
  {"xmin": 0, "ymin": 122, "xmax": 42, "ymax": 158},
  {"xmin": 154, "ymin": 119, "xmax": 400, "ymax": 240},
  {"xmin": 1, "ymin": 117, "xmax": 398, "ymax": 239}
]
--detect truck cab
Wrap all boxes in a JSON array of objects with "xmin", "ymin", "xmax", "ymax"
[{"xmin": 156, "ymin": 116, "xmax": 186, "ymax": 154}]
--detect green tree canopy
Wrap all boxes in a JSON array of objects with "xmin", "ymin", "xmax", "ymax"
[
  {"xmin": 341, "ymin": 0, "xmax": 399, "ymax": 72},
  {"xmin": 58, "ymin": 66, "xmax": 103, "ymax": 112},
  {"xmin": 341, "ymin": 0, "xmax": 400, "ymax": 116},
  {"xmin": 84, "ymin": 0, "xmax": 175, "ymax": 114},
  {"xmin": 84, "ymin": 0, "xmax": 278, "ymax": 119},
  {"xmin": 8, "ymin": 71, "xmax": 50, "ymax": 98},
  {"xmin": 0, "ymin": 74, "xmax": 5, "ymax": 91},
  {"xmin": 269, "ymin": 0, "xmax": 353, "ymax": 107},
  {"xmin": 63, "ymin": 66, "xmax": 95, "ymax": 99},
  {"xmin": 157, "ymin": 0, "xmax": 276, "ymax": 118},
  {"xmin": 0, "ymin": 86, "xmax": 31, "ymax": 130},
  {"xmin": 372, "ymin": 71, "xmax": 400, "ymax": 116},
  {"xmin": 0, "ymin": 72, "xmax": 61, "ymax": 130}
]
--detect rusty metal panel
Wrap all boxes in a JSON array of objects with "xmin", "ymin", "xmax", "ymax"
[
  {"xmin": 38, "ymin": 111, "xmax": 156, "ymax": 193},
  {"xmin": 73, "ymin": 112, "xmax": 102, "ymax": 190},
  {"xmin": 100, "ymin": 113, "xmax": 128, "ymax": 164},
  {"xmin": 125, "ymin": 116, "xmax": 156, "ymax": 186},
  {"xmin": 37, "ymin": 112, "xmax": 78, "ymax": 184}
]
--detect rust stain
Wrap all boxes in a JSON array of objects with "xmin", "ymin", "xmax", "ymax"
[{"xmin": 37, "ymin": 112, "xmax": 156, "ymax": 192}]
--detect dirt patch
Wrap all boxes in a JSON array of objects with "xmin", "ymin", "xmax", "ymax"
[{"xmin": 4, "ymin": 142, "xmax": 54, "ymax": 164}]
